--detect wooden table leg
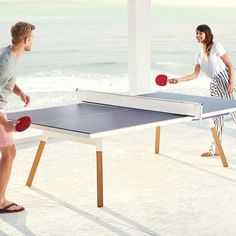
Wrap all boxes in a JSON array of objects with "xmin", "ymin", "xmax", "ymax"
[
  {"xmin": 155, "ymin": 126, "xmax": 160, "ymax": 154},
  {"xmin": 209, "ymin": 120, "xmax": 228, "ymax": 167},
  {"xmin": 96, "ymin": 151, "xmax": 103, "ymax": 207},
  {"xmin": 26, "ymin": 140, "xmax": 46, "ymax": 186},
  {"xmin": 210, "ymin": 126, "xmax": 228, "ymax": 167}
]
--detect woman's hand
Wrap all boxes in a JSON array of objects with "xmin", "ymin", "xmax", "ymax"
[
  {"xmin": 168, "ymin": 78, "xmax": 179, "ymax": 84},
  {"xmin": 228, "ymin": 82, "xmax": 235, "ymax": 94}
]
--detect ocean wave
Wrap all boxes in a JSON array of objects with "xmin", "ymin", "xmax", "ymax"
[
  {"xmin": 6, "ymin": 69, "xmax": 212, "ymax": 112},
  {"xmin": 17, "ymin": 71, "xmax": 129, "ymax": 93},
  {"xmin": 79, "ymin": 61, "xmax": 124, "ymax": 66}
]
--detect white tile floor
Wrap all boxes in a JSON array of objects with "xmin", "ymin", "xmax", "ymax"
[{"xmin": 1, "ymin": 119, "xmax": 236, "ymax": 236}]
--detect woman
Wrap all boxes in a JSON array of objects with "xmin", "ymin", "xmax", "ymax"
[{"xmin": 169, "ymin": 24, "xmax": 236, "ymax": 157}]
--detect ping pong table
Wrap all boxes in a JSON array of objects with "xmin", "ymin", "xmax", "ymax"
[{"xmin": 7, "ymin": 90, "xmax": 236, "ymax": 207}]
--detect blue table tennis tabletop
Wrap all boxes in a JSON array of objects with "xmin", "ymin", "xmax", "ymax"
[{"xmin": 7, "ymin": 92, "xmax": 236, "ymax": 136}]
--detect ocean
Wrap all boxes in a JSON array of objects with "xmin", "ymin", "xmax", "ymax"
[{"xmin": 0, "ymin": 2, "xmax": 236, "ymax": 111}]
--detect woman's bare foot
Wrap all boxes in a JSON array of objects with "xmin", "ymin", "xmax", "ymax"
[{"xmin": 201, "ymin": 151, "xmax": 220, "ymax": 157}]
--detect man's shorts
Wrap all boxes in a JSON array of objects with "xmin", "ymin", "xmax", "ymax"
[{"xmin": 0, "ymin": 112, "xmax": 14, "ymax": 148}]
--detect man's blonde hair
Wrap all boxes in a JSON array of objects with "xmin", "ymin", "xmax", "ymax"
[{"xmin": 11, "ymin": 22, "xmax": 35, "ymax": 45}]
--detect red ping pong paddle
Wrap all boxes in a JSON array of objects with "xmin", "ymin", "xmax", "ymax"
[
  {"xmin": 155, "ymin": 74, "xmax": 168, "ymax": 86},
  {"xmin": 15, "ymin": 116, "xmax": 31, "ymax": 132}
]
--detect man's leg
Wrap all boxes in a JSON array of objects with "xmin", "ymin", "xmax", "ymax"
[{"xmin": 0, "ymin": 144, "xmax": 24, "ymax": 211}]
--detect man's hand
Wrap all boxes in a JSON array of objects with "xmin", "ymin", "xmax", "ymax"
[
  {"xmin": 0, "ymin": 113, "xmax": 15, "ymax": 132},
  {"xmin": 20, "ymin": 92, "xmax": 30, "ymax": 107},
  {"xmin": 4, "ymin": 120, "xmax": 16, "ymax": 133}
]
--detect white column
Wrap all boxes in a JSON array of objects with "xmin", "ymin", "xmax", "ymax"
[{"xmin": 128, "ymin": 0, "xmax": 151, "ymax": 95}]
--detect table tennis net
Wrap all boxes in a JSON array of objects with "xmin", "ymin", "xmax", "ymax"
[{"xmin": 76, "ymin": 90, "xmax": 203, "ymax": 119}]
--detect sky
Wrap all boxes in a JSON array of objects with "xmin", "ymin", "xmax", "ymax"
[
  {"xmin": 0, "ymin": 0, "xmax": 236, "ymax": 6},
  {"xmin": 1, "ymin": 0, "xmax": 235, "ymax": 20},
  {"xmin": 153, "ymin": 0, "xmax": 236, "ymax": 6},
  {"xmin": 73, "ymin": 0, "xmax": 236, "ymax": 7}
]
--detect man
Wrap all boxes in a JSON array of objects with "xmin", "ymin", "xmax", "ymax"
[{"xmin": 0, "ymin": 22, "xmax": 35, "ymax": 213}]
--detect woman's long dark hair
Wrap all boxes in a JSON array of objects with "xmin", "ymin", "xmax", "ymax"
[{"xmin": 196, "ymin": 24, "xmax": 214, "ymax": 57}]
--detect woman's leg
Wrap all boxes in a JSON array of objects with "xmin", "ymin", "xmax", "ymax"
[
  {"xmin": 202, "ymin": 76, "xmax": 225, "ymax": 156},
  {"xmin": 217, "ymin": 70, "xmax": 236, "ymax": 123},
  {"xmin": 219, "ymin": 70, "xmax": 236, "ymax": 122},
  {"xmin": 203, "ymin": 69, "xmax": 236, "ymax": 156}
]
